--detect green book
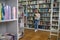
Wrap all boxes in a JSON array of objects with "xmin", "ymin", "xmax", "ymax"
[{"xmin": 0, "ymin": 3, "xmax": 2, "ymax": 20}]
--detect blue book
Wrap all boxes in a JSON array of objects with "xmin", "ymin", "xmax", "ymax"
[{"xmin": 1, "ymin": 4, "xmax": 5, "ymax": 20}]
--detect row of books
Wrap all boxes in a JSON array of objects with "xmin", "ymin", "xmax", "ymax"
[
  {"xmin": 53, "ymin": 0, "xmax": 59, "ymax": 2},
  {"xmin": 28, "ymin": 14, "xmax": 34, "ymax": 16},
  {"xmin": 53, "ymin": 12, "xmax": 59, "ymax": 14},
  {"xmin": 38, "ymin": 25, "xmax": 50, "ymax": 30},
  {"xmin": 27, "ymin": 4, "xmax": 51, "ymax": 8},
  {"xmin": 26, "ymin": 9, "xmax": 50, "ymax": 12},
  {"xmin": 39, "ymin": 26, "xmax": 58, "ymax": 30},
  {"xmin": 53, "ymin": 13, "xmax": 59, "ymax": 17},
  {"xmin": 19, "ymin": 0, "xmax": 51, "ymax": 2},
  {"xmin": 40, "ymin": 18, "xmax": 58, "ymax": 21},
  {"xmin": 28, "ymin": 21, "xmax": 33, "ymax": 24},
  {"xmin": 42, "ymin": 9, "xmax": 58, "ymax": 12},
  {"xmin": 27, "ymin": 24, "xmax": 50, "ymax": 29},
  {"xmin": 41, "ymin": 18, "xmax": 50, "ymax": 21},
  {"xmin": 52, "ymin": 26, "xmax": 58, "ymax": 30},
  {"xmin": 22, "ymin": 0, "xmax": 51, "ymax": 4},
  {"xmin": 27, "ymin": 8, "xmax": 58, "ymax": 12},
  {"xmin": 21, "ymin": 1, "xmax": 59, "ymax": 8},
  {"xmin": 19, "ymin": 0, "xmax": 51, "ymax": 5},
  {"xmin": 20, "ymin": 2, "xmax": 59, "ymax": 8},
  {"xmin": 24, "ymin": 12, "xmax": 58, "ymax": 18},
  {"xmin": 53, "ymin": 9, "xmax": 59, "ymax": 12},
  {"xmin": 41, "ymin": 13, "xmax": 50, "ymax": 17},
  {"xmin": 27, "ymin": 17, "xmax": 33, "ymax": 20},
  {"xmin": 37, "ymin": 0, "xmax": 51, "ymax": 4},
  {"xmin": 19, "ymin": 0, "xmax": 26, "ymax": 1},
  {"xmin": 52, "ymin": 23, "xmax": 58, "ymax": 26},
  {"xmin": 20, "ymin": 0, "xmax": 59, "ymax": 3},
  {"xmin": 0, "ymin": 3, "xmax": 17, "ymax": 20},
  {"xmin": 53, "ymin": 17, "xmax": 58, "ymax": 20}
]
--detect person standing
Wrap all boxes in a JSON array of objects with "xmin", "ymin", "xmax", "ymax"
[{"xmin": 34, "ymin": 9, "xmax": 40, "ymax": 32}]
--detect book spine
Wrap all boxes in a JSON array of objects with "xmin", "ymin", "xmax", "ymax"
[
  {"xmin": 2, "ymin": 4, "xmax": 5, "ymax": 20},
  {"xmin": 8, "ymin": 6, "xmax": 11, "ymax": 19},
  {"xmin": 12, "ymin": 7, "xmax": 16, "ymax": 19},
  {"xmin": 0, "ymin": 3, "xmax": 2, "ymax": 20},
  {"xmin": 4, "ymin": 5, "xmax": 9, "ymax": 20}
]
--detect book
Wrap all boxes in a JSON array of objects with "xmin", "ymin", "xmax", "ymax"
[
  {"xmin": 1, "ymin": 3, "xmax": 5, "ymax": 20},
  {"xmin": 12, "ymin": 7, "xmax": 17, "ymax": 19},
  {"xmin": 8, "ymin": 6, "xmax": 11, "ymax": 19},
  {"xmin": 38, "ymin": 1, "xmax": 45, "ymax": 3},
  {"xmin": 0, "ymin": 3, "xmax": 2, "ymax": 20},
  {"xmin": 4, "ymin": 5, "xmax": 9, "ymax": 20}
]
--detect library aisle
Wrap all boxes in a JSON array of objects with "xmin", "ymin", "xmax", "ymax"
[
  {"xmin": 18, "ymin": 0, "xmax": 60, "ymax": 40},
  {"xmin": 0, "ymin": 0, "xmax": 60, "ymax": 40}
]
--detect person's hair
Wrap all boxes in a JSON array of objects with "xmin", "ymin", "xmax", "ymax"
[{"xmin": 33, "ymin": 9, "xmax": 39, "ymax": 13}]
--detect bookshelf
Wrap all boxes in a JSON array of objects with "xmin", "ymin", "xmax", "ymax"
[
  {"xmin": 18, "ymin": 0, "xmax": 51, "ymax": 30},
  {"xmin": 25, "ymin": 0, "xmax": 51, "ymax": 29},
  {"xmin": 19, "ymin": 0, "xmax": 27, "ymax": 28},
  {"xmin": 0, "ymin": 0, "xmax": 17, "ymax": 40},
  {"xmin": 18, "ymin": 0, "xmax": 29, "ymax": 39},
  {"xmin": 19, "ymin": 0, "xmax": 60, "ymax": 33},
  {"xmin": 50, "ymin": 0, "xmax": 60, "ymax": 40},
  {"xmin": 18, "ymin": 0, "xmax": 60, "ymax": 39}
]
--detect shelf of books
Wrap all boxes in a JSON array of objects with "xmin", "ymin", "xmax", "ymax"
[
  {"xmin": 18, "ymin": 0, "xmax": 27, "ymax": 27},
  {"xmin": 0, "ymin": 0, "xmax": 17, "ymax": 40},
  {"xmin": 26, "ymin": 0, "xmax": 51, "ymax": 30},
  {"xmin": 0, "ymin": 3, "xmax": 17, "ymax": 22},
  {"xmin": 18, "ymin": 1, "xmax": 25, "ymax": 39},
  {"xmin": 50, "ymin": 0, "xmax": 59, "ymax": 40},
  {"xmin": 18, "ymin": 0, "xmax": 51, "ymax": 30},
  {"xmin": 19, "ymin": 0, "xmax": 60, "ymax": 32}
]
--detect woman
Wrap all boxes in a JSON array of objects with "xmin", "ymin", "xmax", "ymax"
[{"xmin": 34, "ymin": 9, "xmax": 40, "ymax": 32}]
